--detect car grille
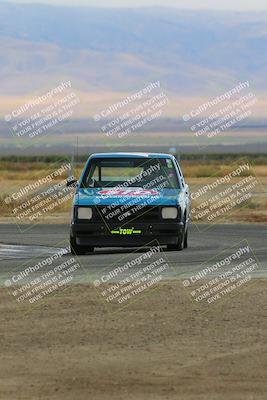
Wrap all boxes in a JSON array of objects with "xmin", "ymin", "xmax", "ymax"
[{"xmin": 94, "ymin": 205, "xmax": 161, "ymax": 224}]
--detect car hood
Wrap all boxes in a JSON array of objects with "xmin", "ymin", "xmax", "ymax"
[{"xmin": 75, "ymin": 187, "xmax": 181, "ymax": 206}]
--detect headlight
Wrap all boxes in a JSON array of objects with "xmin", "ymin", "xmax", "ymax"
[
  {"xmin": 77, "ymin": 207, "xmax": 93, "ymax": 220},
  {"xmin": 161, "ymin": 207, "xmax": 178, "ymax": 219}
]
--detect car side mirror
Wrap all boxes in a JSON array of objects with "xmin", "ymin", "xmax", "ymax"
[
  {"xmin": 66, "ymin": 178, "xmax": 77, "ymax": 187},
  {"xmin": 184, "ymin": 183, "xmax": 189, "ymax": 195}
]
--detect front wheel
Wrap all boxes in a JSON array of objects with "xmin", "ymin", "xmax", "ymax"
[
  {"xmin": 167, "ymin": 231, "xmax": 184, "ymax": 252},
  {"xmin": 70, "ymin": 237, "xmax": 94, "ymax": 255},
  {"xmin": 167, "ymin": 226, "xmax": 188, "ymax": 252},
  {"xmin": 184, "ymin": 227, "xmax": 188, "ymax": 249}
]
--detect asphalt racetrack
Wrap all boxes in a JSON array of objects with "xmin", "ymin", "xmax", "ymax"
[{"xmin": 0, "ymin": 223, "xmax": 266, "ymax": 287}]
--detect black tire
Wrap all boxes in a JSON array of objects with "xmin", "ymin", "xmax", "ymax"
[
  {"xmin": 167, "ymin": 230, "xmax": 184, "ymax": 252},
  {"xmin": 70, "ymin": 237, "xmax": 94, "ymax": 255},
  {"xmin": 184, "ymin": 227, "xmax": 188, "ymax": 249}
]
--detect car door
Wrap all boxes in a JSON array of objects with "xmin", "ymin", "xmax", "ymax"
[{"xmin": 173, "ymin": 157, "xmax": 191, "ymax": 223}]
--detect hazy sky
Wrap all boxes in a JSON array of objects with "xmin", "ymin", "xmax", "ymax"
[{"xmin": 6, "ymin": 0, "xmax": 267, "ymax": 11}]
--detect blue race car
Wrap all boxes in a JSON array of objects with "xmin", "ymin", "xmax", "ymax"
[{"xmin": 68, "ymin": 152, "xmax": 190, "ymax": 254}]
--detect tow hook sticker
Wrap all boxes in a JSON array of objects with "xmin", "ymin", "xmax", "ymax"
[{"xmin": 111, "ymin": 227, "xmax": 142, "ymax": 235}]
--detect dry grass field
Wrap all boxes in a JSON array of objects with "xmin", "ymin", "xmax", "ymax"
[{"xmin": 0, "ymin": 158, "xmax": 266, "ymax": 223}]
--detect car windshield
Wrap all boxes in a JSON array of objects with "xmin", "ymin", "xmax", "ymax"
[{"xmin": 81, "ymin": 157, "xmax": 180, "ymax": 189}]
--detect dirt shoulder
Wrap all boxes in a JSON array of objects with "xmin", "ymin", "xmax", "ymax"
[{"xmin": 1, "ymin": 281, "xmax": 267, "ymax": 400}]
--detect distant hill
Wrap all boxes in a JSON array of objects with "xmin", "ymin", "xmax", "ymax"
[{"xmin": 0, "ymin": 3, "xmax": 267, "ymax": 95}]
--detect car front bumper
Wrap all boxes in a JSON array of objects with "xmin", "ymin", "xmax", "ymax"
[{"xmin": 71, "ymin": 221, "xmax": 184, "ymax": 247}]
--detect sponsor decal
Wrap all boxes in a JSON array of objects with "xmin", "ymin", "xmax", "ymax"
[{"xmin": 98, "ymin": 188, "xmax": 159, "ymax": 197}]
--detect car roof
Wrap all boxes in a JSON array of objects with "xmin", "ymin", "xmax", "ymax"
[{"xmin": 89, "ymin": 152, "xmax": 174, "ymax": 159}]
